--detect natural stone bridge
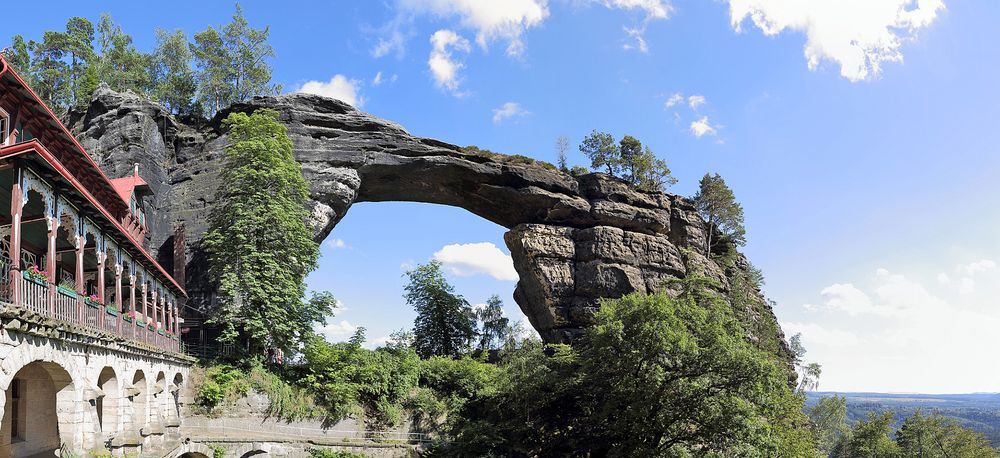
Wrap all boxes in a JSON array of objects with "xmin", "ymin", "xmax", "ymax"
[{"xmin": 69, "ymin": 89, "xmax": 788, "ymax": 349}]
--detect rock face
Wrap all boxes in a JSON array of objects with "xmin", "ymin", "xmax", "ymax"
[{"xmin": 66, "ymin": 88, "xmax": 788, "ymax": 358}]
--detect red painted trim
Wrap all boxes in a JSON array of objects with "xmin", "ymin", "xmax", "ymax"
[
  {"xmin": 0, "ymin": 55, "xmax": 131, "ymax": 214},
  {"xmin": 0, "ymin": 141, "xmax": 187, "ymax": 296}
]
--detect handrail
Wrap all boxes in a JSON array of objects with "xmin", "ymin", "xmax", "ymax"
[{"xmin": 180, "ymin": 417, "xmax": 436, "ymax": 444}]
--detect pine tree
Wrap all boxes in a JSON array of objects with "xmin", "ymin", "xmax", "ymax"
[
  {"xmin": 151, "ymin": 28, "xmax": 197, "ymax": 115},
  {"xmin": 692, "ymin": 173, "xmax": 746, "ymax": 255},
  {"xmin": 555, "ymin": 135, "xmax": 570, "ymax": 172},
  {"xmin": 63, "ymin": 17, "xmax": 95, "ymax": 106},
  {"xmin": 405, "ymin": 261, "xmax": 477, "ymax": 358},
  {"xmin": 579, "ymin": 130, "xmax": 620, "ymax": 175},
  {"xmin": 203, "ymin": 109, "xmax": 333, "ymax": 354}
]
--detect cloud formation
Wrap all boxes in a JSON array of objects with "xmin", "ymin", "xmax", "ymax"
[
  {"xmin": 297, "ymin": 75, "xmax": 365, "ymax": 107},
  {"xmin": 492, "ymin": 102, "xmax": 529, "ymax": 123},
  {"xmin": 372, "ymin": 71, "xmax": 398, "ymax": 86},
  {"xmin": 689, "ymin": 116, "xmax": 718, "ymax": 138},
  {"xmin": 401, "ymin": 0, "xmax": 549, "ymax": 56},
  {"xmin": 726, "ymin": 0, "xmax": 946, "ymax": 81},
  {"xmin": 315, "ymin": 320, "xmax": 358, "ymax": 342},
  {"xmin": 428, "ymin": 29, "xmax": 472, "ymax": 93},
  {"xmin": 432, "ymin": 242, "xmax": 519, "ymax": 281}
]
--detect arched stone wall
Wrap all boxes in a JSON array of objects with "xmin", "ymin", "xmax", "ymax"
[{"xmin": 0, "ymin": 323, "xmax": 191, "ymax": 456}]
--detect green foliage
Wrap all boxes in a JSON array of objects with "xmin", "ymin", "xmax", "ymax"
[
  {"xmin": 203, "ymin": 109, "xmax": 333, "ymax": 354},
  {"xmin": 555, "ymin": 135, "xmax": 570, "ymax": 172},
  {"xmin": 308, "ymin": 449, "xmax": 366, "ymax": 458},
  {"xmin": 195, "ymin": 364, "xmax": 250, "ymax": 410},
  {"xmin": 578, "ymin": 130, "xmax": 676, "ymax": 191},
  {"xmin": 445, "ymin": 278, "xmax": 815, "ymax": 456},
  {"xmin": 693, "ymin": 172, "xmax": 747, "ymax": 254},
  {"xmin": 895, "ymin": 410, "xmax": 998, "ymax": 458},
  {"xmin": 151, "ymin": 28, "xmax": 197, "ymax": 115},
  {"xmin": 810, "ymin": 395, "xmax": 850, "ymax": 455},
  {"xmin": 209, "ymin": 444, "xmax": 225, "ymax": 458},
  {"xmin": 835, "ymin": 411, "xmax": 900, "ymax": 457},
  {"xmin": 475, "ymin": 294, "xmax": 510, "ymax": 350},
  {"xmin": 5, "ymin": 4, "xmax": 278, "ymax": 116},
  {"xmin": 459, "ymin": 145, "xmax": 557, "ymax": 170},
  {"xmin": 405, "ymin": 261, "xmax": 477, "ymax": 358},
  {"xmin": 301, "ymin": 333, "xmax": 421, "ymax": 426}
]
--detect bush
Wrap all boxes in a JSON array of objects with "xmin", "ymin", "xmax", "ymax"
[{"xmin": 308, "ymin": 449, "xmax": 366, "ymax": 458}]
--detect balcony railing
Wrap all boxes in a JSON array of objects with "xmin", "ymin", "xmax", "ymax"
[{"xmin": 2, "ymin": 272, "xmax": 180, "ymax": 353}]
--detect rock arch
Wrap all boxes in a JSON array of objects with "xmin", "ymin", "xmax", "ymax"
[
  {"xmin": 97, "ymin": 366, "xmax": 121, "ymax": 437},
  {"xmin": 69, "ymin": 89, "xmax": 788, "ymax": 354},
  {"xmin": 129, "ymin": 369, "xmax": 149, "ymax": 435}
]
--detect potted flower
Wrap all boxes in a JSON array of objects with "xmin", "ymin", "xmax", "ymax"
[
  {"xmin": 123, "ymin": 309, "xmax": 137, "ymax": 323},
  {"xmin": 105, "ymin": 304, "xmax": 118, "ymax": 316},
  {"xmin": 85, "ymin": 294, "xmax": 102, "ymax": 308},
  {"xmin": 23, "ymin": 265, "xmax": 48, "ymax": 284}
]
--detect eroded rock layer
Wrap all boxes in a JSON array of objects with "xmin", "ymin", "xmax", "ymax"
[{"xmin": 66, "ymin": 88, "xmax": 787, "ymax": 353}]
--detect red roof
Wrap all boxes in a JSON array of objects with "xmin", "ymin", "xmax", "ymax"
[{"xmin": 109, "ymin": 165, "xmax": 151, "ymax": 204}]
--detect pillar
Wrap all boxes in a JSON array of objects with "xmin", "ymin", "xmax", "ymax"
[
  {"xmin": 151, "ymin": 287, "xmax": 158, "ymax": 330},
  {"xmin": 96, "ymin": 251, "xmax": 105, "ymax": 327},
  {"xmin": 8, "ymin": 178, "xmax": 22, "ymax": 305},
  {"xmin": 74, "ymin": 233, "xmax": 85, "ymax": 323},
  {"xmin": 141, "ymin": 281, "xmax": 148, "ymax": 324},
  {"xmin": 46, "ymin": 215, "xmax": 57, "ymax": 316},
  {"xmin": 129, "ymin": 273, "xmax": 136, "ymax": 319},
  {"xmin": 114, "ymin": 263, "xmax": 123, "ymax": 333}
]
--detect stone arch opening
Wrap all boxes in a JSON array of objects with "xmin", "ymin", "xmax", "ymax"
[
  {"xmin": 129, "ymin": 370, "xmax": 148, "ymax": 435},
  {"xmin": 96, "ymin": 366, "xmax": 120, "ymax": 437},
  {"xmin": 309, "ymin": 202, "xmax": 522, "ymax": 348},
  {"xmin": 180, "ymin": 453, "xmax": 210, "ymax": 458},
  {"xmin": 0, "ymin": 360, "xmax": 75, "ymax": 457},
  {"xmin": 241, "ymin": 451, "xmax": 268, "ymax": 458}
]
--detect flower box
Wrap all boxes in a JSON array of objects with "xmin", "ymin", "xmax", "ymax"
[
  {"xmin": 135, "ymin": 320, "xmax": 146, "ymax": 327},
  {"xmin": 21, "ymin": 270, "xmax": 46, "ymax": 286},
  {"xmin": 57, "ymin": 286, "xmax": 78, "ymax": 298},
  {"xmin": 85, "ymin": 299, "xmax": 102, "ymax": 309},
  {"xmin": 105, "ymin": 306, "xmax": 119, "ymax": 316},
  {"xmin": 157, "ymin": 329, "xmax": 166, "ymax": 336},
  {"xmin": 123, "ymin": 315, "xmax": 134, "ymax": 323}
]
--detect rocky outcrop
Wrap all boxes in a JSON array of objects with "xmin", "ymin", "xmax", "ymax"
[{"xmin": 66, "ymin": 88, "xmax": 788, "ymax": 358}]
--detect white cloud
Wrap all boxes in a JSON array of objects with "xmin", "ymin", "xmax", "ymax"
[
  {"xmin": 936, "ymin": 272, "xmax": 951, "ymax": 284},
  {"xmin": 961, "ymin": 259, "xmax": 995, "ymax": 275},
  {"xmin": 816, "ymin": 282, "xmax": 877, "ymax": 316},
  {"xmin": 726, "ymin": 0, "xmax": 946, "ymax": 81},
  {"xmin": 958, "ymin": 277, "xmax": 976, "ymax": 294},
  {"xmin": 364, "ymin": 335, "xmax": 392, "ymax": 349},
  {"xmin": 326, "ymin": 238, "xmax": 348, "ymax": 249},
  {"xmin": 687, "ymin": 94, "xmax": 706, "ymax": 110},
  {"xmin": 492, "ymin": 102, "xmax": 529, "ymax": 124},
  {"xmin": 689, "ymin": 116, "xmax": 718, "ymax": 138},
  {"xmin": 401, "ymin": 0, "xmax": 549, "ymax": 56},
  {"xmin": 372, "ymin": 71, "xmax": 398, "ymax": 86},
  {"xmin": 432, "ymin": 242, "xmax": 519, "ymax": 281},
  {"xmin": 297, "ymin": 75, "xmax": 365, "ymax": 107},
  {"xmin": 315, "ymin": 320, "xmax": 358, "ymax": 341},
  {"xmin": 622, "ymin": 26, "xmax": 649, "ymax": 53},
  {"xmin": 664, "ymin": 92, "xmax": 684, "ymax": 108},
  {"xmin": 782, "ymin": 321, "xmax": 862, "ymax": 348},
  {"xmin": 428, "ymin": 29, "xmax": 472, "ymax": 93},
  {"xmin": 599, "ymin": 0, "xmax": 672, "ymax": 19}
]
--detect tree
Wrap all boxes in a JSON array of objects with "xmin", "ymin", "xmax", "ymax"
[
  {"xmin": 693, "ymin": 173, "xmax": 746, "ymax": 255},
  {"xmin": 448, "ymin": 278, "xmax": 816, "ymax": 456},
  {"xmin": 790, "ymin": 333, "xmax": 823, "ymax": 393},
  {"xmin": 203, "ymin": 109, "xmax": 333, "ymax": 354},
  {"xmin": 191, "ymin": 26, "xmax": 231, "ymax": 115},
  {"xmin": 405, "ymin": 261, "xmax": 477, "ymax": 358},
  {"xmin": 62, "ymin": 17, "xmax": 95, "ymax": 105},
  {"xmin": 579, "ymin": 130, "xmax": 620, "ymax": 175},
  {"xmin": 896, "ymin": 411, "xmax": 998, "ymax": 458},
  {"xmin": 475, "ymin": 295, "xmax": 510, "ymax": 350},
  {"xmin": 809, "ymin": 395, "xmax": 850, "ymax": 455},
  {"xmin": 151, "ymin": 28, "xmax": 197, "ymax": 115},
  {"xmin": 94, "ymin": 14, "xmax": 151, "ymax": 97},
  {"xmin": 192, "ymin": 4, "xmax": 280, "ymax": 117},
  {"xmin": 28, "ymin": 31, "xmax": 71, "ymax": 109},
  {"xmin": 836, "ymin": 411, "xmax": 900, "ymax": 458},
  {"xmin": 223, "ymin": 3, "xmax": 280, "ymax": 102},
  {"xmin": 555, "ymin": 135, "xmax": 570, "ymax": 172}
]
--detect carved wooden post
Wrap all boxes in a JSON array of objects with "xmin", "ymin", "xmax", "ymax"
[
  {"xmin": 96, "ymin": 248, "xmax": 106, "ymax": 327},
  {"xmin": 8, "ymin": 170, "xmax": 21, "ymax": 305},
  {"xmin": 151, "ymin": 286, "xmax": 158, "ymax": 332},
  {"xmin": 74, "ymin": 232, "xmax": 85, "ymax": 323},
  {"xmin": 114, "ymin": 261, "xmax": 123, "ymax": 333},
  {"xmin": 129, "ymin": 272, "xmax": 136, "ymax": 320},
  {"xmin": 46, "ymin": 214, "xmax": 57, "ymax": 316},
  {"xmin": 141, "ymin": 281, "xmax": 148, "ymax": 325}
]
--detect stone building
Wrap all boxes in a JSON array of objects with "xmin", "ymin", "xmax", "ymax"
[{"xmin": 0, "ymin": 54, "xmax": 191, "ymax": 457}]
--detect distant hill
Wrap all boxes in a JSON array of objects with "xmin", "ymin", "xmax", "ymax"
[{"xmin": 806, "ymin": 391, "xmax": 1000, "ymax": 446}]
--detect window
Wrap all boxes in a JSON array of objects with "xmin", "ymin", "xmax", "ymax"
[
  {"xmin": 0, "ymin": 108, "xmax": 8, "ymax": 146},
  {"xmin": 10, "ymin": 379, "xmax": 22, "ymax": 440}
]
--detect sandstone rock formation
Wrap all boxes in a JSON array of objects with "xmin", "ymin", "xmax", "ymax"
[{"xmin": 66, "ymin": 87, "xmax": 788, "ymax": 359}]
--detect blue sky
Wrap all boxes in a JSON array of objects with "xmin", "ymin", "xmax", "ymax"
[{"xmin": 9, "ymin": 0, "xmax": 1000, "ymax": 393}]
